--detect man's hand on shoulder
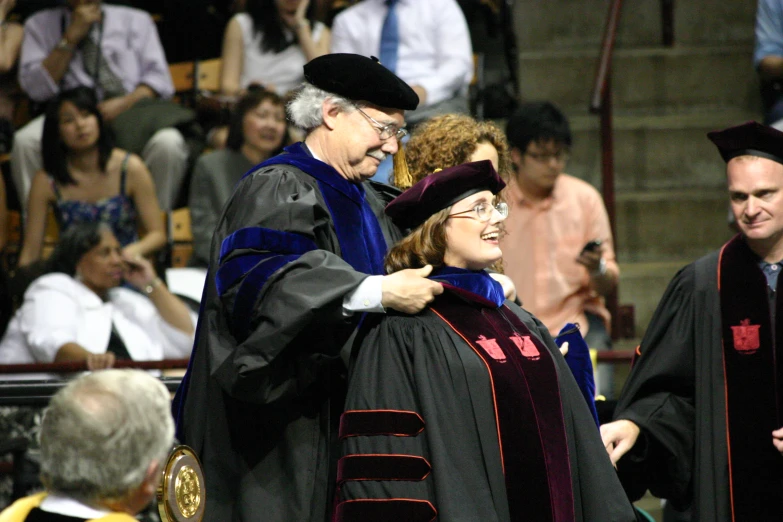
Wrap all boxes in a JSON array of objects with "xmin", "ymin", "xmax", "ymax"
[
  {"xmin": 772, "ymin": 427, "xmax": 783, "ymax": 454},
  {"xmin": 600, "ymin": 419, "xmax": 641, "ymax": 466},
  {"xmin": 381, "ymin": 264, "xmax": 443, "ymax": 314},
  {"xmin": 488, "ymin": 272, "xmax": 516, "ymax": 301}
]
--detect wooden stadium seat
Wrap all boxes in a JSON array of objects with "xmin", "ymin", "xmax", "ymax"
[
  {"xmin": 169, "ymin": 208, "xmax": 193, "ymax": 268},
  {"xmin": 196, "ymin": 59, "xmax": 222, "ymax": 94},
  {"xmin": 169, "ymin": 61, "xmax": 197, "ymax": 104}
]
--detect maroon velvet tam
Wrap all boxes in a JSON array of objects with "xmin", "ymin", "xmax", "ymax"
[
  {"xmin": 303, "ymin": 54, "xmax": 419, "ymax": 111},
  {"xmin": 707, "ymin": 121, "xmax": 783, "ymax": 165},
  {"xmin": 384, "ymin": 160, "xmax": 506, "ymax": 229}
]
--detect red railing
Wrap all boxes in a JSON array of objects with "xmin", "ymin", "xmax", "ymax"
[
  {"xmin": 590, "ymin": 0, "xmax": 624, "ymax": 339},
  {"xmin": 0, "ymin": 358, "xmax": 190, "ymax": 374}
]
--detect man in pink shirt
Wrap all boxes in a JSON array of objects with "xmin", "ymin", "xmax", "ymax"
[{"xmin": 500, "ymin": 102, "xmax": 619, "ymax": 392}]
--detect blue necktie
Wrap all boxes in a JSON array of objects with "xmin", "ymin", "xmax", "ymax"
[{"xmin": 379, "ymin": 0, "xmax": 399, "ymax": 73}]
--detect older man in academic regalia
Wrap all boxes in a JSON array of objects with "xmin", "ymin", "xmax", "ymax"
[
  {"xmin": 601, "ymin": 121, "xmax": 783, "ymax": 521},
  {"xmin": 172, "ymin": 54, "xmax": 445, "ymax": 522}
]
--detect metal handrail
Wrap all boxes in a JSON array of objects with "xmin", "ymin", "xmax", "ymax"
[
  {"xmin": 589, "ymin": 0, "xmax": 624, "ymax": 339},
  {"xmin": 0, "ymin": 376, "xmax": 184, "ymax": 406},
  {"xmin": 0, "ymin": 358, "xmax": 190, "ymax": 374}
]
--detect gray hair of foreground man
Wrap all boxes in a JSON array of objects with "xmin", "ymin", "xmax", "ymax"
[
  {"xmin": 287, "ymin": 82, "xmax": 361, "ymax": 131},
  {"xmin": 39, "ymin": 369, "xmax": 174, "ymax": 504}
]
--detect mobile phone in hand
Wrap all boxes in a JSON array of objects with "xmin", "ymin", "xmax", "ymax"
[{"xmin": 580, "ymin": 239, "xmax": 603, "ymax": 255}]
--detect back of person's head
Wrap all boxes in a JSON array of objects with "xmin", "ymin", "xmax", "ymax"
[
  {"xmin": 46, "ymin": 221, "xmax": 111, "ymax": 277},
  {"xmin": 226, "ymin": 87, "xmax": 287, "ymax": 152},
  {"xmin": 42, "ymin": 86, "xmax": 114, "ymax": 186},
  {"xmin": 39, "ymin": 369, "xmax": 174, "ymax": 506},
  {"xmin": 405, "ymin": 114, "xmax": 510, "ymax": 184},
  {"xmin": 247, "ymin": 0, "xmax": 315, "ymax": 54},
  {"xmin": 505, "ymin": 101, "xmax": 571, "ymax": 153}
]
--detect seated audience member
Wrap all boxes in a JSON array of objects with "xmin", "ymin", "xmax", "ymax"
[
  {"xmin": 220, "ymin": 0, "xmax": 330, "ymax": 97},
  {"xmin": 12, "ymin": 0, "xmax": 189, "ymax": 211},
  {"xmin": 190, "ymin": 89, "xmax": 287, "ymax": 267},
  {"xmin": 0, "ymin": 222, "xmax": 195, "ymax": 372},
  {"xmin": 331, "ymin": 0, "xmax": 473, "ymax": 125},
  {"xmin": 756, "ymin": 0, "xmax": 783, "ymax": 127},
  {"xmin": 500, "ymin": 102, "xmax": 619, "ymax": 395},
  {"xmin": 0, "ymin": 369, "xmax": 175, "ymax": 521},
  {"xmin": 0, "ymin": 0, "xmax": 22, "ymax": 155},
  {"xmin": 336, "ymin": 161, "xmax": 636, "ymax": 521},
  {"xmin": 400, "ymin": 113, "xmax": 510, "ymax": 188},
  {"xmin": 17, "ymin": 87, "xmax": 165, "ymax": 267}
]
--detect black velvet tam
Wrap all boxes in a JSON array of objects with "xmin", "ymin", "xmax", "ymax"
[
  {"xmin": 303, "ymin": 54, "xmax": 419, "ymax": 111},
  {"xmin": 707, "ymin": 121, "xmax": 783, "ymax": 165},
  {"xmin": 385, "ymin": 160, "xmax": 505, "ymax": 229}
]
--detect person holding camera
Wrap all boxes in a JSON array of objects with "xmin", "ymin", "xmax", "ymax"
[{"xmin": 500, "ymin": 101, "xmax": 619, "ymax": 396}]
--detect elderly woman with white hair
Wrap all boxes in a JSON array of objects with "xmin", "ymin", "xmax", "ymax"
[{"xmin": 0, "ymin": 369, "xmax": 176, "ymax": 521}]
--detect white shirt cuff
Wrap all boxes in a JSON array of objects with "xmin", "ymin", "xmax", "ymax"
[{"xmin": 343, "ymin": 275, "xmax": 385, "ymax": 316}]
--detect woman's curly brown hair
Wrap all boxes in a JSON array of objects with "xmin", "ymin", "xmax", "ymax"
[
  {"xmin": 402, "ymin": 114, "xmax": 511, "ymax": 186},
  {"xmin": 385, "ymin": 208, "xmax": 451, "ymax": 274}
]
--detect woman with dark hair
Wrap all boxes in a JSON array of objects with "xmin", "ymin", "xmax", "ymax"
[
  {"xmin": 220, "ymin": 0, "xmax": 330, "ymax": 97},
  {"xmin": 335, "ymin": 161, "xmax": 636, "ymax": 522},
  {"xmin": 189, "ymin": 88, "xmax": 287, "ymax": 266},
  {"xmin": 17, "ymin": 87, "xmax": 166, "ymax": 267},
  {"xmin": 0, "ymin": 221, "xmax": 195, "ymax": 373}
]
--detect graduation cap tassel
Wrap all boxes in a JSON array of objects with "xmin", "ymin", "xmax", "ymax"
[{"xmin": 392, "ymin": 141, "xmax": 414, "ymax": 189}]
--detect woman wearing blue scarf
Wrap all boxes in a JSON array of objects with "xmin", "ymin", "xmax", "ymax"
[{"xmin": 334, "ymin": 160, "xmax": 635, "ymax": 522}]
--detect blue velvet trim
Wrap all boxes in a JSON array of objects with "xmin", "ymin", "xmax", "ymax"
[
  {"xmin": 215, "ymin": 253, "xmax": 275, "ymax": 297},
  {"xmin": 219, "ymin": 226, "xmax": 317, "ymax": 264},
  {"xmin": 555, "ymin": 323, "xmax": 599, "ymax": 427},
  {"xmin": 246, "ymin": 143, "xmax": 387, "ymax": 276},
  {"xmin": 429, "ymin": 266, "xmax": 506, "ymax": 308},
  {"xmin": 172, "ymin": 272, "xmax": 211, "ymax": 441},
  {"xmin": 232, "ymin": 254, "xmax": 301, "ymax": 342}
]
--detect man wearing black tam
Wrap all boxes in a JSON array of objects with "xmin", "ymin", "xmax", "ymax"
[
  {"xmin": 602, "ymin": 121, "xmax": 783, "ymax": 521},
  {"xmin": 173, "ymin": 53, "xmax": 443, "ymax": 522}
]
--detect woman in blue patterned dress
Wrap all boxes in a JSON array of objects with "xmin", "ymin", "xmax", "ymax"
[{"xmin": 18, "ymin": 87, "xmax": 165, "ymax": 267}]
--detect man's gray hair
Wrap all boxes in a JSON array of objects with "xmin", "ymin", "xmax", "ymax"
[
  {"xmin": 39, "ymin": 370, "xmax": 174, "ymax": 504},
  {"xmin": 287, "ymin": 82, "xmax": 362, "ymax": 132}
]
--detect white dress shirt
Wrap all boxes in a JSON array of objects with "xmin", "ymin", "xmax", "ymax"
[
  {"xmin": 330, "ymin": 0, "xmax": 473, "ymax": 108},
  {"xmin": 235, "ymin": 13, "xmax": 327, "ymax": 95},
  {"xmin": 39, "ymin": 493, "xmax": 112, "ymax": 519},
  {"xmin": 0, "ymin": 273, "xmax": 195, "ymax": 375}
]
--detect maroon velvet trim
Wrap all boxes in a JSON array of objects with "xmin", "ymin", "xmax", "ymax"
[
  {"xmin": 334, "ymin": 499, "xmax": 437, "ymax": 522},
  {"xmin": 719, "ymin": 236, "xmax": 783, "ymax": 520},
  {"xmin": 337, "ymin": 454, "xmax": 431, "ymax": 483},
  {"xmin": 339, "ymin": 409, "xmax": 425, "ymax": 439},
  {"xmin": 431, "ymin": 293, "xmax": 574, "ymax": 522}
]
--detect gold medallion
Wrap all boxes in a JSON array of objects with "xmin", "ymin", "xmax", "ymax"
[{"xmin": 157, "ymin": 445, "xmax": 206, "ymax": 522}]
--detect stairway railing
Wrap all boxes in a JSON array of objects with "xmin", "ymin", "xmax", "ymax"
[{"xmin": 590, "ymin": 0, "xmax": 624, "ymax": 338}]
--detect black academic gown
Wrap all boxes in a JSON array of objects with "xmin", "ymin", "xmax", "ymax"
[
  {"xmin": 612, "ymin": 249, "xmax": 734, "ymax": 520},
  {"xmin": 175, "ymin": 149, "xmax": 402, "ymax": 522},
  {"xmin": 338, "ymin": 287, "xmax": 636, "ymax": 522}
]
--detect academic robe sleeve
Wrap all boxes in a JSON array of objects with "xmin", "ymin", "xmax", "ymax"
[
  {"xmin": 207, "ymin": 166, "xmax": 370, "ymax": 404},
  {"xmin": 612, "ymin": 265, "xmax": 696, "ymax": 506}
]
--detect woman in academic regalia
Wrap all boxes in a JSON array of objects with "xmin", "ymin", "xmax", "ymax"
[{"xmin": 334, "ymin": 160, "xmax": 636, "ymax": 522}]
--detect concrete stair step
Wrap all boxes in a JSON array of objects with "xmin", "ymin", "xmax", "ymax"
[
  {"xmin": 514, "ymin": 0, "xmax": 755, "ymax": 51},
  {"xmin": 565, "ymin": 108, "xmax": 761, "ymax": 191},
  {"xmin": 618, "ymin": 260, "xmax": 696, "ymax": 338},
  {"xmin": 517, "ymin": 45, "xmax": 759, "ymax": 113},
  {"xmin": 614, "ymin": 188, "xmax": 734, "ymax": 263}
]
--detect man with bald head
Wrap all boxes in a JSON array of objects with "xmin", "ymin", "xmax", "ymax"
[
  {"xmin": 174, "ymin": 54, "xmax": 443, "ymax": 522},
  {"xmin": 601, "ymin": 122, "xmax": 783, "ymax": 521}
]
